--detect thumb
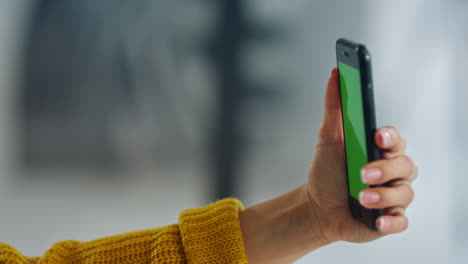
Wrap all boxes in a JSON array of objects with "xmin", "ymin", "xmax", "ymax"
[{"xmin": 318, "ymin": 67, "xmax": 344, "ymax": 145}]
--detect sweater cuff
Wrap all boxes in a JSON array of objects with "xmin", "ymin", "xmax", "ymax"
[{"xmin": 179, "ymin": 198, "xmax": 249, "ymax": 264}]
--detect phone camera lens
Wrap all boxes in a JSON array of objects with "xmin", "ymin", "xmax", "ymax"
[{"xmin": 344, "ymin": 52, "xmax": 349, "ymax": 57}]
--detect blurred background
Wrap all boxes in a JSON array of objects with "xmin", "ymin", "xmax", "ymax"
[{"xmin": 0, "ymin": 0, "xmax": 466, "ymax": 263}]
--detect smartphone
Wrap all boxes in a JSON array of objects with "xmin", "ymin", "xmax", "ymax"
[{"xmin": 336, "ymin": 38, "xmax": 384, "ymax": 232}]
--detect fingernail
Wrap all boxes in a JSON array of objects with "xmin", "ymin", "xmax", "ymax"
[
  {"xmin": 361, "ymin": 168, "xmax": 382, "ymax": 183},
  {"xmin": 379, "ymin": 130, "xmax": 391, "ymax": 145},
  {"xmin": 359, "ymin": 191, "xmax": 380, "ymax": 205},
  {"xmin": 377, "ymin": 217, "xmax": 390, "ymax": 231}
]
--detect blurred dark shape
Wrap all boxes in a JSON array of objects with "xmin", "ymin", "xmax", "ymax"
[
  {"xmin": 209, "ymin": 0, "xmax": 246, "ymax": 199},
  {"xmin": 21, "ymin": 0, "xmax": 135, "ymax": 169},
  {"xmin": 19, "ymin": 0, "xmax": 287, "ymax": 199},
  {"xmin": 208, "ymin": 1, "xmax": 286, "ymax": 199},
  {"xmin": 20, "ymin": 0, "xmax": 197, "ymax": 172}
]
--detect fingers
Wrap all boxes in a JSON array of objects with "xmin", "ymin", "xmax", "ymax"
[
  {"xmin": 361, "ymin": 155, "xmax": 417, "ymax": 185},
  {"xmin": 374, "ymin": 126, "xmax": 406, "ymax": 156},
  {"xmin": 359, "ymin": 184, "xmax": 415, "ymax": 209},
  {"xmin": 385, "ymin": 206, "xmax": 405, "ymax": 216},
  {"xmin": 376, "ymin": 214, "xmax": 409, "ymax": 234},
  {"xmin": 369, "ymin": 126, "xmax": 415, "ymax": 235}
]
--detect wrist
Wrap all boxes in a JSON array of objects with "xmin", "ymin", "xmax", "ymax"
[
  {"xmin": 299, "ymin": 184, "xmax": 333, "ymax": 244},
  {"xmin": 239, "ymin": 185, "xmax": 332, "ymax": 264},
  {"xmin": 303, "ymin": 184, "xmax": 338, "ymax": 243}
]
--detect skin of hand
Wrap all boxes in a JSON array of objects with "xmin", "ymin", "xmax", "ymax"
[
  {"xmin": 306, "ymin": 67, "xmax": 418, "ymax": 242},
  {"xmin": 239, "ymin": 67, "xmax": 418, "ymax": 263}
]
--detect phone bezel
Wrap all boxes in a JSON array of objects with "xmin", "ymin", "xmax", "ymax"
[{"xmin": 336, "ymin": 38, "xmax": 384, "ymax": 232}]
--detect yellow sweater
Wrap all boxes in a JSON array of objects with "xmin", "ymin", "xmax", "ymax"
[{"xmin": 0, "ymin": 199, "xmax": 249, "ymax": 264}]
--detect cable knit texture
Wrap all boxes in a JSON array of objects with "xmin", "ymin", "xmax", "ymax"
[{"xmin": 0, "ymin": 198, "xmax": 248, "ymax": 264}]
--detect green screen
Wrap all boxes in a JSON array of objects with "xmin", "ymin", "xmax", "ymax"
[{"xmin": 338, "ymin": 61, "xmax": 369, "ymax": 200}]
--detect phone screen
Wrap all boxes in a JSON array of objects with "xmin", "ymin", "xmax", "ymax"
[{"xmin": 338, "ymin": 61, "xmax": 370, "ymax": 200}]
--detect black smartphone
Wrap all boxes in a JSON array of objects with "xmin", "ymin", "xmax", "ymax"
[{"xmin": 336, "ymin": 38, "xmax": 384, "ymax": 231}]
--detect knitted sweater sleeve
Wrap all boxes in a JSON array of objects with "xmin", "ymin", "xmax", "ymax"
[{"xmin": 0, "ymin": 198, "xmax": 249, "ymax": 264}]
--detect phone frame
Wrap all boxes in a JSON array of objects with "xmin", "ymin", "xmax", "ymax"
[{"xmin": 336, "ymin": 38, "xmax": 384, "ymax": 232}]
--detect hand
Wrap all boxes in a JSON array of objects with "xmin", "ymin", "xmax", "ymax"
[
  {"xmin": 306, "ymin": 67, "xmax": 418, "ymax": 243},
  {"xmin": 239, "ymin": 68, "xmax": 418, "ymax": 264}
]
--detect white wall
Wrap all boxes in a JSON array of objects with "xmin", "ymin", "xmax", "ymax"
[
  {"xmin": 243, "ymin": 1, "xmax": 461, "ymax": 263},
  {"xmin": 0, "ymin": 1, "xmax": 464, "ymax": 263}
]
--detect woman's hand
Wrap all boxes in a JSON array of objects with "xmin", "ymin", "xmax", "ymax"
[
  {"xmin": 239, "ymin": 68, "xmax": 417, "ymax": 263},
  {"xmin": 306, "ymin": 67, "xmax": 418, "ymax": 243}
]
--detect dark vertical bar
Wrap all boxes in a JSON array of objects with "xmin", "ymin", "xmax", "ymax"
[{"xmin": 210, "ymin": 1, "xmax": 246, "ymax": 199}]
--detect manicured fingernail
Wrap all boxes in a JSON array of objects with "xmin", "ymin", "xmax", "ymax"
[
  {"xmin": 359, "ymin": 191, "xmax": 380, "ymax": 205},
  {"xmin": 379, "ymin": 130, "xmax": 391, "ymax": 146},
  {"xmin": 361, "ymin": 168, "xmax": 382, "ymax": 183},
  {"xmin": 332, "ymin": 67, "xmax": 337, "ymax": 74},
  {"xmin": 377, "ymin": 217, "xmax": 390, "ymax": 231}
]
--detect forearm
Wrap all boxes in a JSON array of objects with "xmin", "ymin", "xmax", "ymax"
[{"xmin": 239, "ymin": 185, "xmax": 332, "ymax": 264}]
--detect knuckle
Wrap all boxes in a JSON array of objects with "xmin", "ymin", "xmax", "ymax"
[
  {"xmin": 386, "ymin": 206, "xmax": 405, "ymax": 216},
  {"xmin": 401, "ymin": 216, "xmax": 409, "ymax": 231},
  {"xmin": 395, "ymin": 184, "xmax": 415, "ymax": 206},
  {"xmin": 402, "ymin": 155, "xmax": 418, "ymax": 181},
  {"xmin": 399, "ymin": 154, "xmax": 411, "ymax": 163},
  {"xmin": 392, "ymin": 155, "xmax": 415, "ymax": 179},
  {"xmin": 406, "ymin": 185, "xmax": 415, "ymax": 203},
  {"xmin": 382, "ymin": 185, "xmax": 413, "ymax": 207},
  {"xmin": 403, "ymin": 155, "xmax": 415, "ymax": 167},
  {"xmin": 400, "ymin": 155, "xmax": 414, "ymax": 170},
  {"xmin": 379, "ymin": 188, "xmax": 394, "ymax": 206},
  {"xmin": 380, "ymin": 159, "xmax": 399, "ymax": 178}
]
